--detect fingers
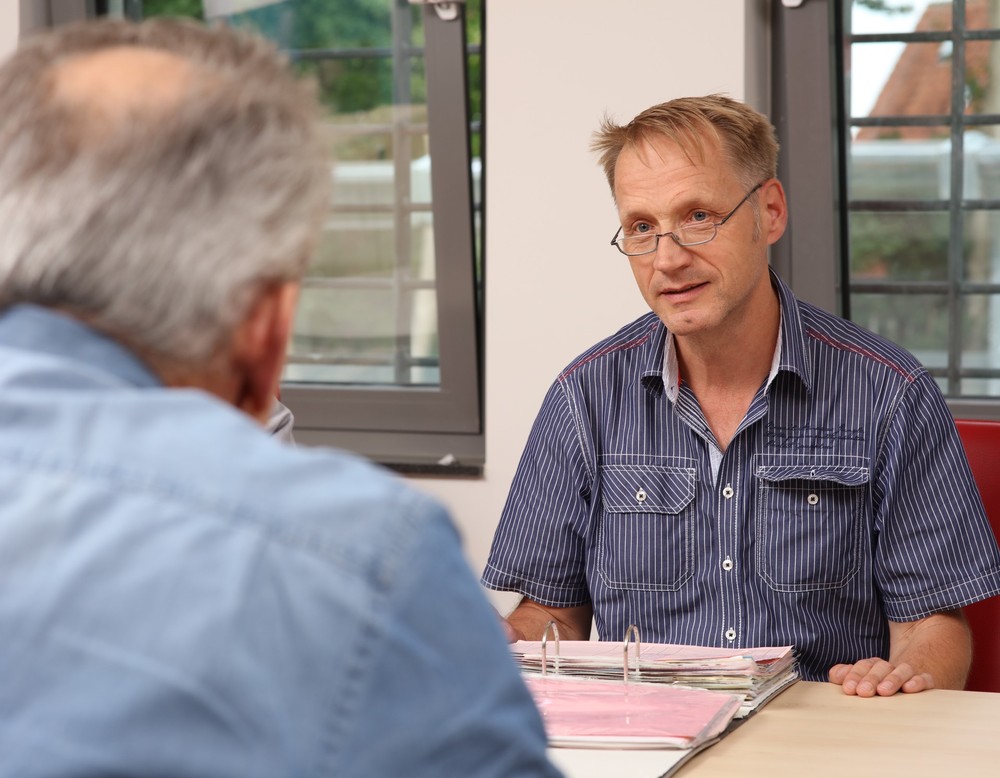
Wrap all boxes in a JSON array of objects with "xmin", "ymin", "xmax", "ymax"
[
  {"xmin": 501, "ymin": 618, "xmax": 523, "ymax": 643},
  {"xmin": 829, "ymin": 658, "xmax": 936, "ymax": 697},
  {"xmin": 491, "ymin": 607, "xmax": 523, "ymax": 643},
  {"xmin": 829, "ymin": 658, "xmax": 887, "ymax": 696},
  {"xmin": 828, "ymin": 663, "xmax": 852, "ymax": 685},
  {"xmin": 899, "ymin": 672, "xmax": 934, "ymax": 694}
]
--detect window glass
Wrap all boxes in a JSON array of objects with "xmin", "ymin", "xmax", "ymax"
[
  {"xmin": 848, "ymin": 210, "xmax": 950, "ymax": 282},
  {"xmin": 844, "ymin": 0, "xmax": 1000, "ymax": 399},
  {"xmin": 98, "ymin": 0, "xmax": 486, "ymax": 467}
]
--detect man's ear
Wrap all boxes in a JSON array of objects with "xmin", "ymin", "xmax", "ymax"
[
  {"xmin": 761, "ymin": 178, "xmax": 789, "ymax": 246},
  {"xmin": 231, "ymin": 281, "xmax": 300, "ymax": 424}
]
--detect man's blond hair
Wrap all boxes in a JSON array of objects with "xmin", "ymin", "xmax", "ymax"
[{"xmin": 591, "ymin": 94, "xmax": 780, "ymax": 198}]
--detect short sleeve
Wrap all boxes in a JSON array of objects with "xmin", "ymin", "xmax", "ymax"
[
  {"xmin": 873, "ymin": 372, "xmax": 1000, "ymax": 619},
  {"xmin": 482, "ymin": 379, "xmax": 593, "ymax": 607}
]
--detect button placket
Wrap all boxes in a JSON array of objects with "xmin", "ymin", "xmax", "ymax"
[{"xmin": 717, "ymin": 467, "xmax": 740, "ymax": 656}]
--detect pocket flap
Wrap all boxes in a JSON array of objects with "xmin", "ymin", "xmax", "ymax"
[
  {"xmin": 601, "ymin": 464, "xmax": 696, "ymax": 514},
  {"xmin": 754, "ymin": 458, "xmax": 869, "ymax": 487}
]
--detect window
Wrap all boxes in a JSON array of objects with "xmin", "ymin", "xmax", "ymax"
[
  {"xmin": 94, "ymin": 0, "xmax": 486, "ymax": 469},
  {"xmin": 776, "ymin": 0, "xmax": 1000, "ymax": 418}
]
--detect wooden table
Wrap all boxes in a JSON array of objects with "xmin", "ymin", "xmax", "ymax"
[{"xmin": 548, "ymin": 681, "xmax": 1000, "ymax": 777}]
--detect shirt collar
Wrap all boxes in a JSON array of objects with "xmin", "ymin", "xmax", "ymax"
[
  {"xmin": 660, "ymin": 267, "xmax": 812, "ymax": 402},
  {"xmin": 0, "ymin": 304, "xmax": 163, "ymax": 389},
  {"xmin": 770, "ymin": 267, "xmax": 813, "ymax": 393}
]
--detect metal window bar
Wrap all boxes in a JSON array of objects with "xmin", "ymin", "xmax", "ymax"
[
  {"xmin": 850, "ymin": 115, "xmax": 1000, "ymax": 127},
  {"xmin": 849, "ymin": 281, "xmax": 1000, "ymax": 294},
  {"xmin": 849, "ymin": 199, "xmax": 1000, "ymax": 210},
  {"xmin": 850, "ymin": 28, "xmax": 1000, "ymax": 43}
]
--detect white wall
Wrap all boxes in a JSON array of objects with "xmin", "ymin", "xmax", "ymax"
[
  {"xmin": 411, "ymin": 0, "xmax": 770, "ymax": 608},
  {"xmin": 1, "ymin": 3, "xmax": 18, "ymax": 58}
]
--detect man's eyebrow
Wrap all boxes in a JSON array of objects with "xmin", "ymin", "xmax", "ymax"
[
  {"xmin": 618, "ymin": 206, "xmax": 654, "ymax": 222},
  {"xmin": 619, "ymin": 194, "xmax": 709, "ymax": 224}
]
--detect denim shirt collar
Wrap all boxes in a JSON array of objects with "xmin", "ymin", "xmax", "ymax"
[{"xmin": 0, "ymin": 304, "xmax": 163, "ymax": 389}]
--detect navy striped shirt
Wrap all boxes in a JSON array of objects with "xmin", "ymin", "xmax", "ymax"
[{"xmin": 483, "ymin": 271, "xmax": 1000, "ymax": 681}]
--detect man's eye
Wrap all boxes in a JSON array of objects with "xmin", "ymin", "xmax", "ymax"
[
  {"xmin": 633, "ymin": 223, "xmax": 654, "ymax": 234},
  {"xmin": 690, "ymin": 210, "xmax": 711, "ymax": 223}
]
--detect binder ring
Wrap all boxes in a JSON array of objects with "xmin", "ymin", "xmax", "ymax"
[
  {"xmin": 623, "ymin": 624, "xmax": 641, "ymax": 684},
  {"xmin": 540, "ymin": 619, "xmax": 561, "ymax": 676}
]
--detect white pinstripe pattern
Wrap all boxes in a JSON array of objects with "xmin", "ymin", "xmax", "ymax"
[{"xmin": 483, "ymin": 271, "xmax": 1000, "ymax": 681}]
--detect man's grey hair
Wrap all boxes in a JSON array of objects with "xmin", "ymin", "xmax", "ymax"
[{"xmin": 0, "ymin": 17, "xmax": 331, "ymax": 364}]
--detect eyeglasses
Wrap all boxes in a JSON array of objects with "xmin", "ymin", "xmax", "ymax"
[{"xmin": 610, "ymin": 182, "xmax": 765, "ymax": 257}]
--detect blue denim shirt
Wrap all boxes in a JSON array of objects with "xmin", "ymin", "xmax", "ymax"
[
  {"xmin": 0, "ymin": 305, "xmax": 562, "ymax": 778},
  {"xmin": 483, "ymin": 271, "xmax": 1000, "ymax": 681}
]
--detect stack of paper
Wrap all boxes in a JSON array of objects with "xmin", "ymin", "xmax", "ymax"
[
  {"xmin": 524, "ymin": 673, "xmax": 742, "ymax": 750},
  {"xmin": 512, "ymin": 639, "xmax": 798, "ymax": 718}
]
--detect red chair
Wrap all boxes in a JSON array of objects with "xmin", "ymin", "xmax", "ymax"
[{"xmin": 955, "ymin": 419, "xmax": 1000, "ymax": 693}]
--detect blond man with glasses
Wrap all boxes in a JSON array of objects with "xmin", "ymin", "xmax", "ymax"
[{"xmin": 483, "ymin": 95, "xmax": 1000, "ymax": 698}]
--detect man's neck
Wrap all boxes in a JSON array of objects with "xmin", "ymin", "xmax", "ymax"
[{"xmin": 675, "ymin": 289, "xmax": 781, "ymax": 450}]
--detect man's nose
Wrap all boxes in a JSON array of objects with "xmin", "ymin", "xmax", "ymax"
[{"xmin": 651, "ymin": 232, "xmax": 690, "ymax": 270}]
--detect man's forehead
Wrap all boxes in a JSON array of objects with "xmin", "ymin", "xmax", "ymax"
[
  {"xmin": 613, "ymin": 133, "xmax": 730, "ymax": 202},
  {"xmin": 624, "ymin": 131, "xmax": 720, "ymax": 171}
]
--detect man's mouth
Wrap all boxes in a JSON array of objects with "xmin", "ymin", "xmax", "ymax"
[{"xmin": 664, "ymin": 281, "xmax": 707, "ymax": 296}]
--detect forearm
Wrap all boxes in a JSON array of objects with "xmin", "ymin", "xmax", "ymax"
[
  {"xmin": 506, "ymin": 598, "xmax": 593, "ymax": 642},
  {"xmin": 888, "ymin": 609, "xmax": 972, "ymax": 690}
]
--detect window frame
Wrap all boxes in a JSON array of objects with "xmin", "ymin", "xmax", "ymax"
[
  {"xmin": 81, "ymin": 0, "xmax": 487, "ymax": 470},
  {"xmin": 22, "ymin": 0, "xmax": 95, "ymax": 32},
  {"xmin": 285, "ymin": 3, "xmax": 485, "ymax": 472}
]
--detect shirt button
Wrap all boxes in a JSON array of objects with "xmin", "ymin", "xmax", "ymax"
[
  {"xmin": 722, "ymin": 556, "xmax": 734, "ymax": 572},
  {"xmin": 807, "ymin": 493, "xmax": 819, "ymax": 506},
  {"xmin": 725, "ymin": 628, "xmax": 736, "ymax": 641},
  {"xmin": 722, "ymin": 484, "xmax": 734, "ymax": 499},
  {"xmin": 635, "ymin": 488, "xmax": 647, "ymax": 503}
]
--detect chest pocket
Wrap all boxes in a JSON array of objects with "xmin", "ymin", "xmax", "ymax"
[
  {"xmin": 754, "ymin": 457, "xmax": 869, "ymax": 592},
  {"xmin": 598, "ymin": 462, "xmax": 696, "ymax": 591}
]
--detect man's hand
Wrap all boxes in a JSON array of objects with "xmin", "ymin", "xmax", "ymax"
[
  {"xmin": 828, "ymin": 609, "xmax": 971, "ymax": 696},
  {"xmin": 491, "ymin": 607, "xmax": 525, "ymax": 643},
  {"xmin": 828, "ymin": 658, "xmax": 934, "ymax": 697}
]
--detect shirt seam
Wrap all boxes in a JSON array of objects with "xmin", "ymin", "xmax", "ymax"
[
  {"xmin": 557, "ymin": 321, "xmax": 658, "ymax": 382},
  {"xmin": 882, "ymin": 569, "xmax": 1000, "ymax": 607},
  {"xmin": 805, "ymin": 327, "xmax": 921, "ymax": 384}
]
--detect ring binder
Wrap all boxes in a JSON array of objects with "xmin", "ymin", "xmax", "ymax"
[
  {"xmin": 541, "ymin": 621, "xmax": 646, "ymax": 685},
  {"xmin": 518, "ymin": 623, "xmax": 746, "ymax": 752},
  {"xmin": 623, "ymin": 624, "xmax": 641, "ymax": 684},
  {"xmin": 511, "ymin": 630, "xmax": 798, "ymax": 719},
  {"xmin": 540, "ymin": 619, "xmax": 560, "ymax": 676}
]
